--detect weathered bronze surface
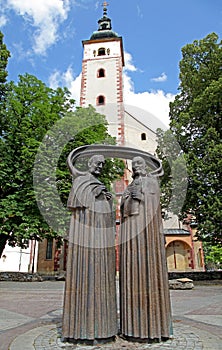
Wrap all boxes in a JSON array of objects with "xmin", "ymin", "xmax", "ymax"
[
  {"xmin": 67, "ymin": 145, "xmax": 163, "ymax": 178},
  {"xmin": 62, "ymin": 154, "xmax": 117, "ymax": 342},
  {"xmin": 63, "ymin": 145, "xmax": 171, "ymax": 344},
  {"xmin": 119, "ymin": 156, "xmax": 172, "ymax": 341}
]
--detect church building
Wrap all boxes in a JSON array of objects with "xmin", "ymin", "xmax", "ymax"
[
  {"xmin": 79, "ymin": 2, "xmax": 159, "ymax": 153},
  {"xmin": 0, "ymin": 4, "xmax": 205, "ymax": 275},
  {"xmin": 76, "ymin": 3, "xmax": 205, "ymax": 273},
  {"xmin": 36, "ymin": 3, "xmax": 205, "ymax": 275}
]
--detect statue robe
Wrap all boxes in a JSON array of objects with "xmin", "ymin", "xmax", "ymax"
[
  {"xmin": 119, "ymin": 175, "xmax": 172, "ymax": 341},
  {"xmin": 62, "ymin": 173, "xmax": 117, "ymax": 341}
]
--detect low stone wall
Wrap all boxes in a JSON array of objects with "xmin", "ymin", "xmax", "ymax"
[
  {"xmin": 0, "ymin": 271, "xmax": 43, "ymax": 282},
  {"xmin": 168, "ymin": 271, "xmax": 222, "ymax": 281},
  {"xmin": 1, "ymin": 271, "xmax": 221, "ymax": 282}
]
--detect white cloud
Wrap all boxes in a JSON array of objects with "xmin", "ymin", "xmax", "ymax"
[
  {"xmin": 0, "ymin": 15, "xmax": 7, "ymax": 27},
  {"xmin": 49, "ymin": 66, "xmax": 82, "ymax": 104},
  {"xmin": 95, "ymin": 1, "xmax": 100, "ymax": 10},
  {"xmin": 124, "ymin": 52, "xmax": 137, "ymax": 72},
  {"xmin": 137, "ymin": 5, "xmax": 143, "ymax": 19},
  {"xmin": 5, "ymin": 0, "xmax": 71, "ymax": 55},
  {"xmin": 123, "ymin": 72, "xmax": 174, "ymax": 127},
  {"xmin": 151, "ymin": 72, "xmax": 167, "ymax": 82},
  {"xmin": 123, "ymin": 56, "xmax": 173, "ymax": 126},
  {"xmin": 48, "ymin": 71, "xmax": 61, "ymax": 89}
]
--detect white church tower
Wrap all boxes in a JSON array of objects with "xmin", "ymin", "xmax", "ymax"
[{"xmin": 80, "ymin": 2, "xmax": 125, "ymax": 145}]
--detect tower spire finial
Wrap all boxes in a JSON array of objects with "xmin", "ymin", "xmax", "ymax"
[{"xmin": 102, "ymin": 1, "xmax": 109, "ymax": 17}]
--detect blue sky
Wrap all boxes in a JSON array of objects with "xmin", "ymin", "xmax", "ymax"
[{"xmin": 0, "ymin": 0, "xmax": 221, "ymax": 125}]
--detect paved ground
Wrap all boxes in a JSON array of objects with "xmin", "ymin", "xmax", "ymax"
[{"xmin": 0, "ymin": 281, "xmax": 221, "ymax": 350}]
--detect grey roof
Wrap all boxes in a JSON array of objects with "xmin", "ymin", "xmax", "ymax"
[
  {"xmin": 124, "ymin": 104, "xmax": 168, "ymax": 133},
  {"xmin": 164, "ymin": 229, "xmax": 190, "ymax": 235},
  {"xmin": 90, "ymin": 30, "xmax": 119, "ymax": 40}
]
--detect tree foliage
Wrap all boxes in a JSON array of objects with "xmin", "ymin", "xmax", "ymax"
[
  {"xmin": 156, "ymin": 128, "xmax": 187, "ymax": 219},
  {"xmin": 0, "ymin": 74, "xmax": 75, "ymax": 254},
  {"xmin": 0, "ymin": 31, "xmax": 11, "ymax": 254},
  {"xmin": 0, "ymin": 32, "xmax": 10, "ymax": 90},
  {"xmin": 33, "ymin": 105, "xmax": 124, "ymax": 237},
  {"xmin": 203, "ymin": 244, "xmax": 222, "ymax": 270},
  {"xmin": 0, "ymin": 71, "xmax": 124, "ymax": 257},
  {"xmin": 168, "ymin": 33, "xmax": 222, "ymax": 244}
]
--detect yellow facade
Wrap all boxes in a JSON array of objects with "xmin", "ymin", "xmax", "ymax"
[{"xmin": 165, "ymin": 228, "xmax": 205, "ymax": 272}]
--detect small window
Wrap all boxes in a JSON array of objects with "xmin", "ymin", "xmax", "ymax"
[
  {"xmin": 141, "ymin": 133, "xmax": 147, "ymax": 141},
  {"xmin": 98, "ymin": 47, "xmax": 106, "ymax": 56},
  {"xmin": 22, "ymin": 239, "xmax": 29, "ymax": 247},
  {"xmin": 97, "ymin": 68, "xmax": 105, "ymax": 78},
  {"xmin": 46, "ymin": 239, "xmax": 53, "ymax": 260},
  {"xmin": 97, "ymin": 95, "xmax": 105, "ymax": 105}
]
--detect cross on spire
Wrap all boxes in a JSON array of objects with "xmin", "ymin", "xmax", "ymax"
[{"xmin": 102, "ymin": 1, "xmax": 109, "ymax": 16}]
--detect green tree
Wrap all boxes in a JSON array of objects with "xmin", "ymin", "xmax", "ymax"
[
  {"xmin": 0, "ymin": 73, "xmax": 123, "ymax": 257},
  {"xmin": 0, "ymin": 31, "xmax": 10, "ymax": 93},
  {"xmin": 169, "ymin": 33, "xmax": 222, "ymax": 244},
  {"xmin": 204, "ymin": 244, "xmax": 222, "ymax": 270},
  {"xmin": 0, "ymin": 31, "xmax": 11, "ymax": 255},
  {"xmin": 156, "ymin": 128, "xmax": 188, "ymax": 220},
  {"xmin": 0, "ymin": 74, "xmax": 75, "ymax": 256},
  {"xmin": 34, "ymin": 105, "xmax": 124, "ymax": 236}
]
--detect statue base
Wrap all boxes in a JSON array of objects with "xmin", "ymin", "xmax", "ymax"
[
  {"xmin": 61, "ymin": 336, "xmax": 116, "ymax": 345},
  {"xmin": 119, "ymin": 334, "xmax": 170, "ymax": 344}
]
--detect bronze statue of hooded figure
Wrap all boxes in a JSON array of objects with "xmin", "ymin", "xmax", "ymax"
[
  {"xmin": 119, "ymin": 156, "xmax": 172, "ymax": 341},
  {"xmin": 62, "ymin": 155, "xmax": 117, "ymax": 343}
]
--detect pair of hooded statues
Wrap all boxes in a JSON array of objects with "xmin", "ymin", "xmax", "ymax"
[{"xmin": 62, "ymin": 148, "xmax": 172, "ymax": 344}]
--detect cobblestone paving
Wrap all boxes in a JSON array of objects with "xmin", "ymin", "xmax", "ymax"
[
  {"xmin": 2, "ymin": 282, "xmax": 221, "ymax": 350},
  {"xmin": 34, "ymin": 322, "xmax": 203, "ymax": 350}
]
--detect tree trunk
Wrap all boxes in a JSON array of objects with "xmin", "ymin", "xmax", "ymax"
[{"xmin": 0, "ymin": 234, "xmax": 8, "ymax": 258}]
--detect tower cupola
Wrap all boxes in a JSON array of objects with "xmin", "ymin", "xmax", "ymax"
[{"xmin": 90, "ymin": 2, "xmax": 119, "ymax": 40}]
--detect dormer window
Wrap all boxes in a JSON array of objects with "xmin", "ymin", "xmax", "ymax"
[
  {"xmin": 97, "ymin": 68, "xmax": 105, "ymax": 78},
  {"xmin": 97, "ymin": 95, "xmax": 105, "ymax": 105},
  {"xmin": 100, "ymin": 21, "xmax": 109, "ymax": 30},
  {"xmin": 98, "ymin": 47, "xmax": 106, "ymax": 56},
  {"xmin": 141, "ymin": 133, "xmax": 147, "ymax": 141}
]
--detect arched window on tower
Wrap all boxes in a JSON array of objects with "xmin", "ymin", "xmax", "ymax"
[
  {"xmin": 97, "ymin": 68, "xmax": 105, "ymax": 78},
  {"xmin": 141, "ymin": 132, "xmax": 147, "ymax": 141},
  {"xmin": 98, "ymin": 47, "xmax": 106, "ymax": 56},
  {"xmin": 97, "ymin": 95, "xmax": 105, "ymax": 105}
]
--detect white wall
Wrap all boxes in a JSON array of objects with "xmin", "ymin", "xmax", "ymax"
[{"xmin": 0, "ymin": 241, "xmax": 38, "ymax": 273}]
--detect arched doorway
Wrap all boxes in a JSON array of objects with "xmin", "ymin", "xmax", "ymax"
[{"xmin": 166, "ymin": 240, "xmax": 191, "ymax": 272}]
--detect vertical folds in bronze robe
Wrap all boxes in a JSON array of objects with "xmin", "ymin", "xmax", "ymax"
[
  {"xmin": 119, "ymin": 175, "xmax": 172, "ymax": 340},
  {"xmin": 62, "ymin": 173, "xmax": 117, "ymax": 341}
]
